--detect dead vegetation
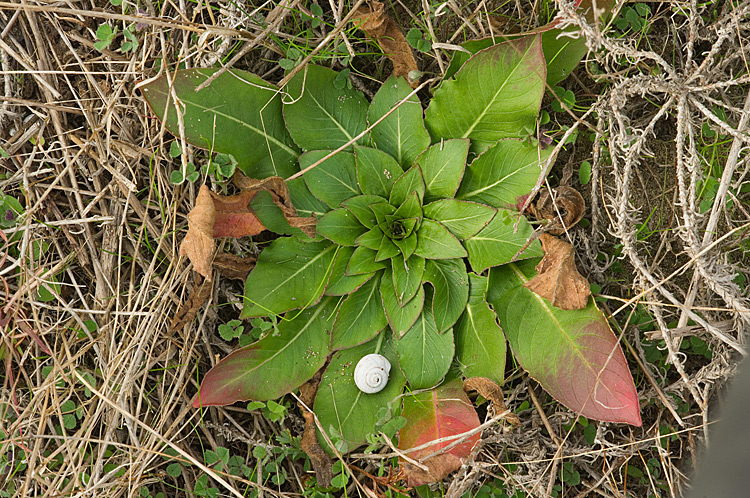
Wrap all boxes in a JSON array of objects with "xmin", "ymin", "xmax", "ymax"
[{"xmin": 1, "ymin": 0, "xmax": 749, "ymax": 497}]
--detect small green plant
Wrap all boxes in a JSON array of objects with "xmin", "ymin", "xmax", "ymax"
[
  {"xmin": 405, "ymin": 28, "xmax": 432, "ymax": 53},
  {"xmin": 613, "ymin": 3, "xmax": 651, "ymax": 34},
  {"xmin": 559, "ymin": 461, "xmax": 581, "ymax": 486},
  {"xmin": 551, "ymin": 85, "xmax": 576, "ymax": 113},
  {"xmin": 169, "ymin": 144, "xmax": 237, "ymax": 187},
  {"xmin": 94, "ymin": 24, "xmax": 117, "ymax": 51},
  {"xmin": 143, "ymin": 23, "xmax": 639, "ymax": 486},
  {"xmin": 94, "ymin": 21, "xmax": 139, "ymax": 53},
  {"xmin": 218, "ymin": 319, "xmax": 244, "ymax": 341}
]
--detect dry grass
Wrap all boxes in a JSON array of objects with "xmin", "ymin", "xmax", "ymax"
[{"xmin": 1, "ymin": 0, "xmax": 749, "ymax": 497}]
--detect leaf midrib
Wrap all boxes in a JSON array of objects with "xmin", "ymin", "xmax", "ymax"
[
  {"xmin": 176, "ymin": 92, "xmax": 298, "ymax": 159},
  {"xmin": 462, "ymin": 41, "xmax": 535, "ymax": 138},
  {"xmin": 265, "ymin": 243, "xmax": 335, "ymax": 298},
  {"xmin": 227, "ymin": 300, "xmax": 329, "ymax": 386},
  {"xmin": 507, "ymin": 263, "xmax": 601, "ymax": 383},
  {"xmin": 309, "ymin": 92, "xmax": 355, "ymax": 143}
]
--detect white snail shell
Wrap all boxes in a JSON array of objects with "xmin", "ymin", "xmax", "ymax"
[{"xmin": 353, "ymin": 354, "xmax": 391, "ymax": 394}]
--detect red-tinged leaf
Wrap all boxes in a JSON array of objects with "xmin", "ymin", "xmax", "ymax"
[
  {"xmin": 179, "ymin": 177, "xmax": 315, "ymax": 280},
  {"xmin": 488, "ymin": 260, "xmax": 641, "ymax": 426},
  {"xmin": 193, "ymin": 298, "xmax": 336, "ymax": 407},
  {"xmin": 398, "ymin": 378, "xmax": 481, "ymax": 487},
  {"xmin": 211, "ymin": 190, "xmax": 264, "ymax": 238}
]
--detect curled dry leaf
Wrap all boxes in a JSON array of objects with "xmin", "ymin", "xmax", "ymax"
[
  {"xmin": 179, "ymin": 176, "xmax": 315, "ymax": 280},
  {"xmin": 531, "ymin": 186, "xmax": 585, "ymax": 235},
  {"xmin": 352, "ymin": 0, "xmax": 419, "ymax": 87},
  {"xmin": 180, "ymin": 186, "xmax": 220, "ymax": 279},
  {"xmin": 169, "ymin": 277, "xmax": 213, "ymax": 332},
  {"xmin": 233, "ymin": 175, "xmax": 317, "ymax": 238},
  {"xmin": 298, "ymin": 367, "xmax": 333, "ymax": 487},
  {"xmin": 523, "ymin": 233, "xmax": 590, "ymax": 310},
  {"xmin": 212, "ymin": 253, "xmax": 257, "ymax": 281},
  {"xmin": 463, "ymin": 377, "xmax": 520, "ymax": 425}
]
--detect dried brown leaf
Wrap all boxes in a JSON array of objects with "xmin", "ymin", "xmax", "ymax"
[
  {"xmin": 169, "ymin": 277, "xmax": 213, "ymax": 332},
  {"xmin": 233, "ymin": 175, "xmax": 317, "ymax": 238},
  {"xmin": 523, "ymin": 233, "xmax": 591, "ymax": 310},
  {"xmin": 179, "ymin": 176, "xmax": 316, "ymax": 279},
  {"xmin": 463, "ymin": 377, "xmax": 520, "ymax": 425},
  {"xmin": 352, "ymin": 1, "xmax": 419, "ymax": 87},
  {"xmin": 180, "ymin": 186, "xmax": 219, "ymax": 279},
  {"xmin": 531, "ymin": 186, "xmax": 585, "ymax": 235},
  {"xmin": 212, "ymin": 253, "xmax": 257, "ymax": 281},
  {"xmin": 298, "ymin": 368, "xmax": 333, "ymax": 487}
]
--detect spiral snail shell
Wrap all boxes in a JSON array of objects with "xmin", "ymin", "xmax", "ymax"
[{"xmin": 353, "ymin": 354, "xmax": 391, "ymax": 394}]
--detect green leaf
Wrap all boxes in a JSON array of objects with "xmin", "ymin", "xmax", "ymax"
[
  {"xmin": 355, "ymin": 146, "xmax": 403, "ymax": 198},
  {"xmin": 542, "ymin": 28, "xmax": 588, "ymax": 87},
  {"xmin": 315, "ymin": 334, "xmax": 405, "ymax": 454},
  {"xmin": 395, "ymin": 301, "xmax": 454, "ymax": 389},
  {"xmin": 141, "ymin": 69, "xmax": 299, "ymax": 178},
  {"xmin": 464, "ymin": 209, "xmax": 541, "ymax": 272},
  {"xmin": 415, "ymin": 139, "xmax": 469, "ymax": 202},
  {"xmin": 423, "ymin": 258, "xmax": 469, "ymax": 333},
  {"xmin": 241, "ymin": 239, "xmax": 336, "ymax": 318},
  {"xmin": 393, "ymin": 233, "xmax": 417, "ymax": 260},
  {"xmin": 346, "ymin": 246, "xmax": 388, "ymax": 275},
  {"xmin": 96, "ymin": 23, "xmax": 113, "ymax": 41},
  {"xmin": 423, "ymin": 199, "xmax": 496, "ymax": 240},
  {"xmin": 166, "ymin": 463, "xmax": 182, "ymax": 478},
  {"xmin": 368, "ymin": 76, "xmax": 430, "ymax": 169},
  {"xmin": 414, "ymin": 219, "xmax": 467, "ymax": 260},
  {"xmin": 287, "ymin": 177, "xmax": 330, "ymax": 217},
  {"xmin": 249, "ymin": 191, "xmax": 308, "ymax": 237},
  {"xmin": 381, "ymin": 273, "xmax": 425, "ymax": 337},
  {"xmin": 579, "ymin": 160, "xmax": 592, "ymax": 185},
  {"xmin": 389, "ymin": 165, "xmax": 425, "ymax": 207},
  {"xmin": 391, "ymin": 191, "xmax": 422, "ymax": 222},
  {"xmin": 325, "ymin": 246, "xmax": 374, "ymax": 295},
  {"xmin": 383, "ymin": 215, "xmax": 417, "ymax": 240},
  {"xmin": 342, "ymin": 195, "xmax": 387, "ymax": 228},
  {"xmin": 375, "ymin": 235, "xmax": 401, "ymax": 262},
  {"xmin": 425, "ymin": 36, "xmax": 546, "ymax": 154},
  {"xmin": 317, "ymin": 209, "xmax": 367, "ymax": 246},
  {"xmin": 454, "ymin": 273, "xmax": 506, "ymax": 385},
  {"xmin": 487, "ymin": 260, "xmax": 641, "ymax": 426},
  {"xmin": 369, "ymin": 202, "xmax": 396, "ymax": 227},
  {"xmin": 299, "ymin": 150, "xmax": 360, "ymax": 208},
  {"xmin": 331, "ymin": 272, "xmax": 388, "ymax": 350},
  {"xmin": 283, "ymin": 65, "xmax": 369, "ymax": 151},
  {"xmin": 195, "ymin": 298, "xmax": 336, "ymax": 405},
  {"xmin": 391, "ymin": 254, "xmax": 425, "ymax": 305},
  {"xmin": 356, "ymin": 226, "xmax": 385, "ymax": 251},
  {"xmin": 457, "ymin": 139, "xmax": 550, "ymax": 209}
]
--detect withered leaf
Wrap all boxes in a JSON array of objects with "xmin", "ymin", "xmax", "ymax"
[
  {"xmin": 523, "ymin": 233, "xmax": 590, "ymax": 310},
  {"xmin": 213, "ymin": 252, "xmax": 257, "ymax": 281},
  {"xmin": 180, "ymin": 186, "xmax": 219, "ymax": 279},
  {"xmin": 169, "ymin": 277, "xmax": 213, "ymax": 332},
  {"xmin": 531, "ymin": 186, "xmax": 585, "ymax": 235},
  {"xmin": 298, "ymin": 368, "xmax": 333, "ymax": 487},
  {"xmin": 179, "ymin": 176, "xmax": 316, "ymax": 280},
  {"xmin": 352, "ymin": 1, "xmax": 419, "ymax": 87},
  {"xmin": 463, "ymin": 377, "xmax": 520, "ymax": 425},
  {"xmin": 233, "ymin": 175, "xmax": 317, "ymax": 238}
]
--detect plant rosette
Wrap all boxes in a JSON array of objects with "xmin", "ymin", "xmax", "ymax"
[{"xmin": 143, "ymin": 34, "xmax": 640, "ymax": 485}]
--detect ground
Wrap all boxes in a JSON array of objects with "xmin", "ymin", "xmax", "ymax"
[{"xmin": 1, "ymin": 0, "xmax": 749, "ymax": 497}]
